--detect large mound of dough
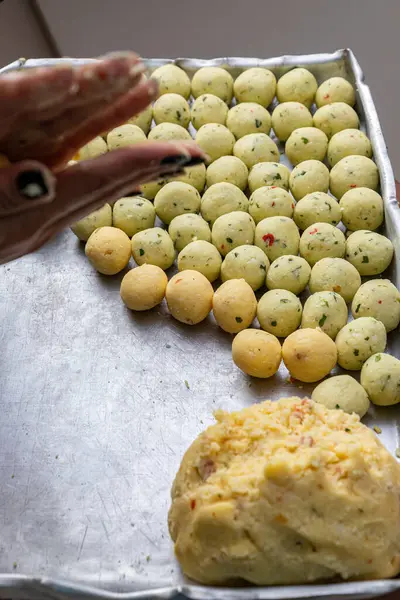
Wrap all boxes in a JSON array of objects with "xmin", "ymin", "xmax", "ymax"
[{"xmin": 169, "ymin": 397, "xmax": 400, "ymax": 586}]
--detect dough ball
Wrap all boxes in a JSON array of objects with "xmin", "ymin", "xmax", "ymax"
[
  {"xmin": 112, "ymin": 197, "xmax": 155, "ymax": 237},
  {"xmin": 361, "ymin": 353, "xmax": 400, "ymax": 406},
  {"xmin": 336, "ymin": 317, "xmax": 387, "ymax": 370},
  {"xmin": 233, "ymin": 133, "xmax": 279, "ymax": 169},
  {"xmin": 285, "ymin": 127, "xmax": 328, "ymax": 165},
  {"xmin": 232, "ymin": 329, "xmax": 281, "ymax": 378},
  {"xmin": 206, "ymin": 156, "xmax": 248, "ymax": 190},
  {"xmin": 248, "ymin": 162, "xmax": 291, "ymax": 193},
  {"xmin": 151, "ymin": 64, "xmax": 191, "ymax": 98},
  {"xmin": 312, "ymin": 375, "xmax": 369, "ymax": 417},
  {"xmin": 258, "ymin": 289, "xmax": 302, "ymax": 337},
  {"xmin": 313, "ymin": 102, "xmax": 359, "ymax": 139},
  {"xmin": 154, "ymin": 182, "xmax": 201, "ymax": 224},
  {"xmin": 131, "ymin": 227, "xmax": 175, "ymax": 269},
  {"xmin": 85, "ymin": 226, "xmax": 131, "ymax": 275},
  {"xmin": 211, "ymin": 211, "xmax": 255, "ymax": 256},
  {"xmin": 174, "ymin": 163, "xmax": 207, "ymax": 193},
  {"xmin": 77, "ymin": 136, "xmax": 108, "ymax": 160},
  {"xmin": 221, "ymin": 245, "xmax": 269, "ymax": 291},
  {"xmin": 226, "ymin": 103, "xmax": 271, "ymax": 138},
  {"xmin": 289, "ymin": 160, "xmax": 329, "ymax": 201},
  {"xmin": 107, "ymin": 124, "xmax": 146, "ymax": 150},
  {"xmin": 340, "ymin": 187, "xmax": 383, "ymax": 231},
  {"xmin": 127, "ymin": 104, "xmax": 153, "ymax": 134},
  {"xmin": 191, "ymin": 94, "xmax": 228, "ymax": 129},
  {"xmin": 351, "ymin": 279, "xmax": 400, "ymax": 332},
  {"xmin": 327, "ymin": 129, "xmax": 372, "ymax": 167},
  {"xmin": 141, "ymin": 178, "xmax": 166, "ymax": 200},
  {"xmin": 212, "ymin": 279, "xmax": 257, "ymax": 333},
  {"xmin": 71, "ymin": 203, "xmax": 112, "ymax": 241},
  {"xmin": 120, "ymin": 264, "xmax": 167, "ymax": 311},
  {"xmin": 169, "ymin": 396, "xmax": 400, "ymax": 585},
  {"xmin": 315, "ymin": 77, "xmax": 356, "ymax": 107},
  {"xmin": 266, "ymin": 255, "xmax": 311, "ymax": 295},
  {"xmin": 282, "ymin": 328, "xmax": 337, "ymax": 382},
  {"xmin": 166, "ymin": 270, "xmax": 213, "ymax": 325},
  {"xmin": 255, "ymin": 216, "xmax": 300, "ymax": 262},
  {"xmin": 330, "ymin": 155, "xmax": 379, "ymax": 200},
  {"xmin": 293, "ymin": 192, "xmax": 341, "ymax": 230},
  {"xmin": 276, "ymin": 67, "xmax": 318, "ymax": 108},
  {"xmin": 191, "ymin": 67, "xmax": 233, "ymax": 104},
  {"xmin": 271, "ymin": 101, "xmax": 313, "ymax": 141},
  {"xmin": 148, "ymin": 122, "xmax": 192, "ymax": 141},
  {"xmin": 195, "ymin": 124, "xmax": 235, "ymax": 164},
  {"xmin": 201, "ymin": 182, "xmax": 248, "ymax": 225},
  {"xmin": 233, "ymin": 68, "xmax": 276, "ymax": 106},
  {"xmin": 299, "ymin": 222, "xmax": 346, "ymax": 266},
  {"xmin": 345, "ymin": 230, "xmax": 393, "ymax": 276},
  {"xmin": 153, "ymin": 93, "xmax": 190, "ymax": 128},
  {"xmin": 169, "ymin": 214, "xmax": 211, "ymax": 251},
  {"xmin": 177, "ymin": 240, "xmax": 222, "ymax": 282},
  {"xmin": 309, "ymin": 257, "xmax": 361, "ymax": 303},
  {"xmin": 301, "ymin": 291, "xmax": 348, "ymax": 339},
  {"xmin": 249, "ymin": 186, "xmax": 294, "ymax": 223}
]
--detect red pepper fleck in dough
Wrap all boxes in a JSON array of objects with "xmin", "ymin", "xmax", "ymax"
[
  {"xmin": 221, "ymin": 244, "xmax": 225, "ymax": 250},
  {"xmin": 270, "ymin": 186, "xmax": 277, "ymax": 189},
  {"xmin": 190, "ymin": 499, "xmax": 196, "ymax": 510},
  {"xmin": 175, "ymin": 278, "xmax": 183, "ymax": 284},
  {"xmin": 323, "ymin": 93, "xmax": 330, "ymax": 100},
  {"xmin": 309, "ymin": 228, "xmax": 318, "ymax": 235},
  {"xmin": 350, "ymin": 184, "xmax": 357, "ymax": 188},
  {"xmin": 378, "ymin": 300, "xmax": 382, "ymax": 304},
  {"xmin": 292, "ymin": 203, "xmax": 295, "ymax": 209},
  {"xmin": 262, "ymin": 233, "xmax": 275, "ymax": 246},
  {"xmin": 333, "ymin": 285, "xmax": 342, "ymax": 292},
  {"xmin": 271, "ymin": 201, "xmax": 275, "ymax": 207}
]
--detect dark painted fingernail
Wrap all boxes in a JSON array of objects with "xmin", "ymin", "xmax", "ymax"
[
  {"xmin": 16, "ymin": 170, "xmax": 49, "ymax": 199},
  {"xmin": 183, "ymin": 156, "xmax": 205, "ymax": 167},
  {"xmin": 159, "ymin": 168, "xmax": 185, "ymax": 177},
  {"xmin": 160, "ymin": 155, "xmax": 205, "ymax": 168}
]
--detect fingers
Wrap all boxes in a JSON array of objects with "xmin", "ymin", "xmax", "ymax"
[{"xmin": 0, "ymin": 160, "xmax": 56, "ymax": 216}]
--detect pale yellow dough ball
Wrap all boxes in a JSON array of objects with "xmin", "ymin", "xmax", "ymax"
[
  {"xmin": 191, "ymin": 67, "xmax": 234, "ymax": 104},
  {"xmin": 154, "ymin": 182, "xmax": 201, "ymax": 224},
  {"xmin": 71, "ymin": 204, "xmax": 112, "ymax": 241},
  {"xmin": 77, "ymin": 136, "xmax": 108, "ymax": 160},
  {"xmin": 351, "ymin": 279, "xmax": 400, "ymax": 332},
  {"xmin": 293, "ymin": 192, "xmax": 341, "ymax": 230},
  {"xmin": 257, "ymin": 289, "xmax": 302, "ymax": 337},
  {"xmin": 277, "ymin": 67, "xmax": 317, "ymax": 108},
  {"xmin": 327, "ymin": 129, "xmax": 372, "ymax": 167},
  {"xmin": 212, "ymin": 211, "xmax": 255, "ymax": 256},
  {"xmin": 282, "ymin": 328, "xmax": 337, "ymax": 382},
  {"xmin": 131, "ymin": 227, "xmax": 175, "ymax": 270},
  {"xmin": 221, "ymin": 245, "xmax": 270, "ymax": 291},
  {"xmin": 233, "ymin": 133, "xmax": 279, "ymax": 169},
  {"xmin": 313, "ymin": 102, "xmax": 359, "ymax": 139},
  {"xmin": 127, "ymin": 105, "xmax": 153, "ymax": 134},
  {"xmin": 315, "ymin": 77, "xmax": 356, "ymax": 107},
  {"xmin": 226, "ymin": 103, "xmax": 271, "ymax": 138},
  {"xmin": 249, "ymin": 187, "xmax": 294, "ymax": 223},
  {"xmin": 254, "ymin": 216, "xmax": 300, "ymax": 262},
  {"xmin": 85, "ymin": 226, "xmax": 131, "ymax": 275},
  {"xmin": 148, "ymin": 122, "xmax": 192, "ymax": 142},
  {"xmin": 201, "ymin": 182, "xmax": 248, "ymax": 225},
  {"xmin": 212, "ymin": 279, "xmax": 257, "ymax": 333},
  {"xmin": 266, "ymin": 255, "xmax": 311, "ymax": 295},
  {"xmin": 151, "ymin": 64, "xmax": 191, "ymax": 98},
  {"xmin": 195, "ymin": 124, "xmax": 235, "ymax": 164},
  {"xmin": 312, "ymin": 375, "xmax": 369, "ymax": 418},
  {"xmin": 177, "ymin": 240, "xmax": 222, "ymax": 282},
  {"xmin": 141, "ymin": 179, "xmax": 166, "ymax": 200},
  {"xmin": 285, "ymin": 127, "xmax": 328, "ymax": 165},
  {"xmin": 299, "ymin": 222, "xmax": 346, "ymax": 266},
  {"xmin": 330, "ymin": 155, "xmax": 379, "ymax": 200},
  {"xmin": 339, "ymin": 187, "xmax": 383, "ymax": 231},
  {"xmin": 301, "ymin": 291, "xmax": 348, "ymax": 339},
  {"xmin": 191, "ymin": 94, "xmax": 228, "ymax": 129},
  {"xmin": 174, "ymin": 163, "xmax": 207, "ymax": 193},
  {"xmin": 112, "ymin": 197, "xmax": 155, "ymax": 237},
  {"xmin": 345, "ymin": 230, "xmax": 393, "ymax": 276},
  {"xmin": 153, "ymin": 93, "xmax": 190, "ymax": 128},
  {"xmin": 232, "ymin": 329, "xmax": 281, "ymax": 378},
  {"xmin": 120, "ymin": 265, "xmax": 168, "ymax": 311},
  {"xmin": 166, "ymin": 270, "xmax": 213, "ymax": 325},
  {"xmin": 234, "ymin": 68, "xmax": 276, "ymax": 106},
  {"xmin": 289, "ymin": 160, "xmax": 329, "ymax": 201},
  {"xmin": 309, "ymin": 257, "xmax": 361, "ymax": 303},
  {"xmin": 107, "ymin": 124, "xmax": 146, "ymax": 150},
  {"xmin": 206, "ymin": 156, "xmax": 248, "ymax": 190},
  {"xmin": 336, "ymin": 317, "xmax": 387, "ymax": 371},
  {"xmin": 248, "ymin": 162, "xmax": 291, "ymax": 193},
  {"xmin": 361, "ymin": 353, "xmax": 400, "ymax": 406},
  {"xmin": 169, "ymin": 214, "xmax": 211, "ymax": 251},
  {"xmin": 271, "ymin": 101, "xmax": 313, "ymax": 141}
]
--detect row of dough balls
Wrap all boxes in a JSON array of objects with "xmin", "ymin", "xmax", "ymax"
[{"xmin": 150, "ymin": 64, "xmax": 356, "ymax": 110}]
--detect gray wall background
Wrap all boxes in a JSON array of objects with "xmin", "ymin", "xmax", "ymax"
[{"xmin": 1, "ymin": 0, "xmax": 400, "ymax": 175}]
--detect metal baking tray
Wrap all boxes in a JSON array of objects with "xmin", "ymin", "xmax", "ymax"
[{"xmin": 0, "ymin": 49, "xmax": 399, "ymax": 600}]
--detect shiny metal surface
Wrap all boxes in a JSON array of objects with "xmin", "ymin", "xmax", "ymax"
[{"xmin": 0, "ymin": 49, "xmax": 399, "ymax": 600}]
